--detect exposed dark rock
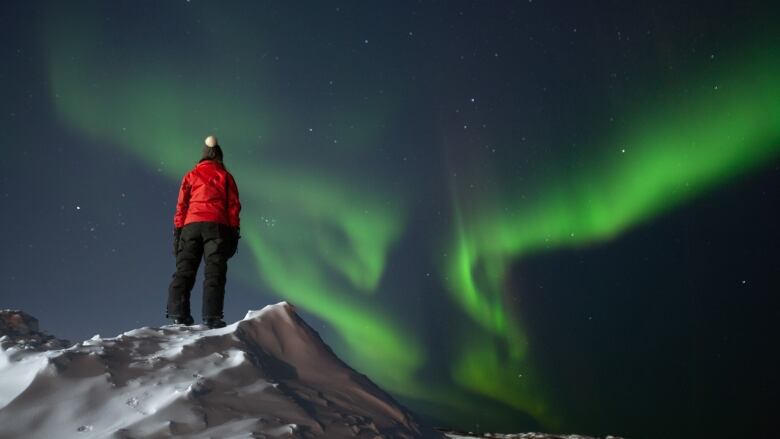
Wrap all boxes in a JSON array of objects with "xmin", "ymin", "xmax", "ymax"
[
  {"xmin": 0, "ymin": 310, "xmax": 71, "ymax": 351},
  {"xmin": 439, "ymin": 428, "xmax": 626, "ymax": 439}
]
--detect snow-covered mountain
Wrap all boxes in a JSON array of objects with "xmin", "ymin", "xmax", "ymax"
[{"xmin": 0, "ymin": 302, "xmax": 444, "ymax": 439}]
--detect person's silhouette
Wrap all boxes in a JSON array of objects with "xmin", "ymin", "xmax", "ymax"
[{"xmin": 166, "ymin": 135, "xmax": 241, "ymax": 328}]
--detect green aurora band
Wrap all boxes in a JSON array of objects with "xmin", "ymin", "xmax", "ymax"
[
  {"xmin": 44, "ymin": 12, "xmax": 426, "ymax": 398},
  {"xmin": 43, "ymin": 6, "xmax": 780, "ymax": 429},
  {"xmin": 442, "ymin": 51, "xmax": 780, "ymax": 425}
]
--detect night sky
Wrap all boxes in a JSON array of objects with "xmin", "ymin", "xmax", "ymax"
[{"xmin": 2, "ymin": 2, "xmax": 779, "ymax": 438}]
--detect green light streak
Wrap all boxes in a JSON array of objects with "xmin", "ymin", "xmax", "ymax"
[
  {"xmin": 451, "ymin": 335, "xmax": 559, "ymax": 429},
  {"xmin": 243, "ymin": 226, "xmax": 423, "ymax": 394},
  {"xmin": 442, "ymin": 51, "xmax": 780, "ymax": 425},
  {"xmin": 240, "ymin": 167, "xmax": 405, "ymax": 293}
]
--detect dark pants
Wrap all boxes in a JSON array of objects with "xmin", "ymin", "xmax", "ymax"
[{"xmin": 167, "ymin": 221, "xmax": 235, "ymax": 320}]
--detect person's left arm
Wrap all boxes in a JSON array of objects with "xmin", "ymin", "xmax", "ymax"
[
  {"xmin": 226, "ymin": 172, "xmax": 241, "ymax": 230},
  {"xmin": 172, "ymin": 173, "xmax": 191, "ymax": 255}
]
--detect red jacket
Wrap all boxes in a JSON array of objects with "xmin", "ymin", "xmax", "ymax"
[{"xmin": 174, "ymin": 160, "xmax": 241, "ymax": 229}]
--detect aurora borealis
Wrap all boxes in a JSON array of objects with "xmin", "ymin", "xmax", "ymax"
[{"xmin": 2, "ymin": 2, "xmax": 780, "ymax": 438}]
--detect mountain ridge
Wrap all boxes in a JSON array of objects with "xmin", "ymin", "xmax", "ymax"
[{"xmin": 0, "ymin": 302, "xmax": 443, "ymax": 439}]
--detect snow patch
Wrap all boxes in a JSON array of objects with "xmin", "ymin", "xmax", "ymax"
[{"xmin": 0, "ymin": 303, "xmax": 442, "ymax": 439}]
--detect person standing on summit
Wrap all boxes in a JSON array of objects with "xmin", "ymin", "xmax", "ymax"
[{"xmin": 167, "ymin": 135, "xmax": 241, "ymax": 328}]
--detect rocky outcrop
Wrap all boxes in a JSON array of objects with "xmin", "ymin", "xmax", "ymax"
[{"xmin": 0, "ymin": 309, "xmax": 71, "ymax": 351}]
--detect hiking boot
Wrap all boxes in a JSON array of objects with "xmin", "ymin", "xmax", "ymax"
[
  {"xmin": 173, "ymin": 315, "xmax": 194, "ymax": 325},
  {"xmin": 204, "ymin": 318, "xmax": 226, "ymax": 329}
]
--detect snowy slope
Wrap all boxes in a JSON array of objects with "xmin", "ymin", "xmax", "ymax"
[{"xmin": 0, "ymin": 303, "xmax": 444, "ymax": 439}]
